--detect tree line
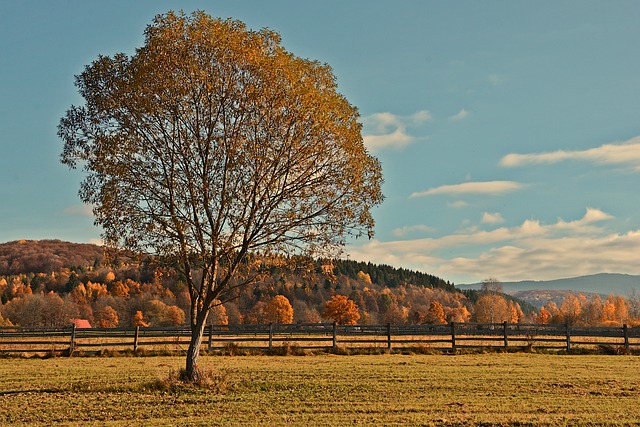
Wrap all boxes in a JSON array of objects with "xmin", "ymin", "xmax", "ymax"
[{"xmin": 1, "ymin": 246, "xmax": 639, "ymax": 328}]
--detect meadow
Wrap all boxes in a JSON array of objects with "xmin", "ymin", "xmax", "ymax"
[{"xmin": 0, "ymin": 352, "xmax": 639, "ymax": 426}]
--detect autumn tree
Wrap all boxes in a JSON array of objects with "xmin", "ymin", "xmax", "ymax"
[
  {"xmin": 0, "ymin": 311, "xmax": 12, "ymax": 326},
  {"xmin": 536, "ymin": 306, "xmax": 552, "ymax": 324},
  {"xmin": 323, "ymin": 295, "xmax": 360, "ymax": 325},
  {"xmin": 2, "ymin": 292, "xmax": 79, "ymax": 326},
  {"xmin": 425, "ymin": 300, "xmax": 447, "ymax": 324},
  {"xmin": 96, "ymin": 305, "xmax": 119, "ymax": 328},
  {"xmin": 559, "ymin": 294, "xmax": 585, "ymax": 325},
  {"xmin": 145, "ymin": 300, "xmax": 186, "ymax": 326},
  {"xmin": 481, "ymin": 278, "xmax": 503, "ymax": 294},
  {"xmin": 132, "ymin": 311, "xmax": 149, "ymax": 327},
  {"xmin": 206, "ymin": 300, "xmax": 229, "ymax": 326},
  {"xmin": 59, "ymin": 11, "xmax": 383, "ymax": 381},
  {"xmin": 474, "ymin": 294, "xmax": 511, "ymax": 323},
  {"xmin": 263, "ymin": 295, "xmax": 294, "ymax": 324}
]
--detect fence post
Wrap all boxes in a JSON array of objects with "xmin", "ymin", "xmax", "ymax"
[
  {"xmin": 69, "ymin": 325, "xmax": 76, "ymax": 356},
  {"xmin": 207, "ymin": 325, "xmax": 213, "ymax": 352},
  {"xmin": 133, "ymin": 326, "xmax": 140, "ymax": 351},
  {"xmin": 623, "ymin": 324, "xmax": 629, "ymax": 353},
  {"xmin": 503, "ymin": 321, "xmax": 508, "ymax": 348},
  {"xmin": 565, "ymin": 324, "xmax": 571, "ymax": 352},
  {"xmin": 332, "ymin": 322, "xmax": 337, "ymax": 350},
  {"xmin": 387, "ymin": 323, "xmax": 392, "ymax": 352},
  {"xmin": 450, "ymin": 322, "xmax": 456, "ymax": 351},
  {"xmin": 269, "ymin": 323, "xmax": 274, "ymax": 351}
]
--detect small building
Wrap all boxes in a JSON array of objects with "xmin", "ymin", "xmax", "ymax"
[{"xmin": 70, "ymin": 319, "xmax": 92, "ymax": 328}]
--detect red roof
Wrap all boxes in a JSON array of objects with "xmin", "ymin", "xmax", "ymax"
[{"xmin": 71, "ymin": 319, "xmax": 92, "ymax": 328}]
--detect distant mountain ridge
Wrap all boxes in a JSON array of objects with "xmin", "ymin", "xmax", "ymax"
[{"xmin": 457, "ymin": 273, "xmax": 640, "ymax": 296}]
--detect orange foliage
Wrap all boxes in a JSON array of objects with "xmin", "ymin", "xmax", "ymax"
[
  {"xmin": 96, "ymin": 305, "xmax": 119, "ymax": 328},
  {"xmin": 536, "ymin": 306, "xmax": 551, "ymax": 324},
  {"xmin": 426, "ymin": 300, "xmax": 447, "ymax": 324},
  {"xmin": 207, "ymin": 302, "xmax": 229, "ymax": 325},
  {"xmin": 165, "ymin": 305, "xmax": 186, "ymax": 326},
  {"xmin": 132, "ymin": 310, "xmax": 149, "ymax": 327},
  {"xmin": 323, "ymin": 295, "xmax": 360, "ymax": 325},
  {"xmin": 109, "ymin": 281, "xmax": 130, "ymax": 298},
  {"xmin": 263, "ymin": 295, "xmax": 294, "ymax": 324}
]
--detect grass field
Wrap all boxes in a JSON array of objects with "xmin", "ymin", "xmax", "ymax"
[{"xmin": 0, "ymin": 352, "xmax": 639, "ymax": 426}]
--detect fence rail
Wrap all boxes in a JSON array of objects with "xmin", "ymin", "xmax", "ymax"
[{"xmin": 0, "ymin": 322, "xmax": 638, "ymax": 355}]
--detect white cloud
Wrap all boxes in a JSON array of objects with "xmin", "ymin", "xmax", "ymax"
[
  {"xmin": 362, "ymin": 110, "xmax": 431, "ymax": 151},
  {"xmin": 363, "ymin": 129, "xmax": 414, "ymax": 151},
  {"xmin": 393, "ymin": 224, "xmax": 435, "ymax": 237},
  {"xmin": 347, "ymin": 208, "xmax": 623, "ymax": 283},
  {"xmin": 481, "ymin": 212, "xmax": 505, "ymax": 224},
  {"xmin": 450, "ymin": 108, "xmax": 469, "ymax": 121},
  {"xmin": 500, "ymin": 136, "xmax": 640, "ymax": 171},
  {"xmin": 410, "ymin": 181, "xmax": 523, "ymax": 198},
  {"xmin": 409, "ymin": 110, "xmax": 432, "ymax": 124}
]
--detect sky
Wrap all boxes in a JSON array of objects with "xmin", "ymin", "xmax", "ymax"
[{"xmin": 1, "ymin": 1, "xmax": 639, "ymax": 285}]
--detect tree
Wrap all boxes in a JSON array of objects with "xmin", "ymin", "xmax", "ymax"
[
  {"xmin": 2, "ymin": 292, "xmax": 78, "ymax": 326},
  {"xmin": 559, "ymin": 294, "xmax": 585, "ymax": 325},
  {"xmin": 481, "ymin": 278, "xmax": 503, "ymax": 294},
  {"xmin": 323, "ymin": 295, "xmax": 360, "ymax": 325},
  {"xmin": 263, "ymin": 295, "xmax": 294, "ymax": 324},
  {"xmin": 145, "ymin": 300, "xmax": 186, "ymax": 326},
  {"xmin": 425, "ymin": 300, "xmax": 447, "ymax": 324},
  {"xmin": 536, "ymin": 306, "xmax": 551, "ymax": 324},
  {"xmin": 356, "ymin": 271, "xmax": 372, "ymax": 285},
  {"xmin": 132, "ymin": 311, "xmax": 149, "ymax": 327},
  {"xmin": 96, "ymin": 305, "xmax": 119, "ymax": 328},
  {"xmin": 59, "ymin": 11, "xmax": 383, "ymax": 381},
  {"xmin": 474, "ymin": 294, "xmax": 511, "ymax": 323},
  {"xmin": 206, "ymin": 300, "xmax": 229, "ymax": 325}
]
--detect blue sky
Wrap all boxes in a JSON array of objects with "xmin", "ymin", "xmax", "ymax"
[{"xmin": 1, "ymin": 1, "xmax": 639, "ymax": 284}]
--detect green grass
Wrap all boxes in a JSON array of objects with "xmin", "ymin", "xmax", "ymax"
[{"xmin": 0, "ymin": 353, "xmax": 639, "ymax": 426}]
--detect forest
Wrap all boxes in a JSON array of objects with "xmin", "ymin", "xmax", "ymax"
[{"xmin": 1, "ymin": 240, "xmax": 639, "ymax": 328}]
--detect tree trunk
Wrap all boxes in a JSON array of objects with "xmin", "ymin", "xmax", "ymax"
[{"xmin": 185, "ymin": 312, "xmax": 208, "ymax": 382}]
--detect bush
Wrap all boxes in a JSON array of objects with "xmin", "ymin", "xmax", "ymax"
[{"xmin": 148, "ymin": 366, "xmax": 227, "ymax": 392}]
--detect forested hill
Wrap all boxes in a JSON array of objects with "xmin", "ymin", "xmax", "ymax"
[
  {"xmin": 332, "ymin": 260, "xmax": 456, "ymax": 292},
  {"xmin": 0, "ymin": 240, "xmax": 455, "ymax": 292},
  {"xmin": 0, "ymin": 240, "xmax": 545, "ymax": 326},
  {"xmin": 0, "ymin": 240, "xmax": 107, "ymax": 275}
]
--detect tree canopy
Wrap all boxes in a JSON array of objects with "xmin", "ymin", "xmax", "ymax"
[{"xmin": 58, "ymin": 11, "xmax": 383, "ymax": 380}]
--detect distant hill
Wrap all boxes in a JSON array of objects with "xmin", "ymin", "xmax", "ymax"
[
  {"xmin": 0, "ymin": 239, "xmax": 456, "ymax": 292},
  {"xmin": 457, "ymin": 273, "xmax": 640, "ymax": 300},
  {"xmin": 0, "ymin": 239, "xmax": 540, "ymax": 325},
  {"xmin": 508, "ymin": 290, "xmax": 604, "ymax": 309},
  {"xmin": 0, "ymin": 239, "xmax": 107, "ymax": 275}
]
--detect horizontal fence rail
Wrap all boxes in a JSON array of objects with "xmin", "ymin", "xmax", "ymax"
[{"xmin": 0, "ymin": 322, "xmax": 639, "ymax": 355}]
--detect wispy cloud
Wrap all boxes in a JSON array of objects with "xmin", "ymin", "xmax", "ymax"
[
  {"xmin": 410, "ymin": 181, "xmax": 523, "ymax": 198},
  {"xmin": 362, "ymin": 110, "xmax": 431, "ymax": 151},
  {"xmin": 500, "ymin": 136, "xmax": 640, "ymax": 171},
  {"xmin": 393, "ymin": 224, "xmax": 435, "ymax": 237},
  {"xmin": 347, "ymin": 208, "xmax": 622, "ymax": 283},
  {"xmin": 450, "ymin": 108, "xmax": 469, "ymax": 121},
  {"xmin": 481, "ymin": 212, "xmax": 505, "ymax": 224}
]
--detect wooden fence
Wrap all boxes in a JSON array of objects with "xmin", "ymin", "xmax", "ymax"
[{"xmin": 1, "ymin": 322, "xmax": 639, "ymax": 355}]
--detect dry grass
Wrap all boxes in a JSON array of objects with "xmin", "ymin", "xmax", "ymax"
[{"xmin": 0, "ymin": 353, "xmax": 638, "ymax": 426}]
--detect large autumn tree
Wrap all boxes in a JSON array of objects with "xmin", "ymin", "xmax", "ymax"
[{"xmin": 58, "ymin": 11, "xmax": 383, "ymax": 381}]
